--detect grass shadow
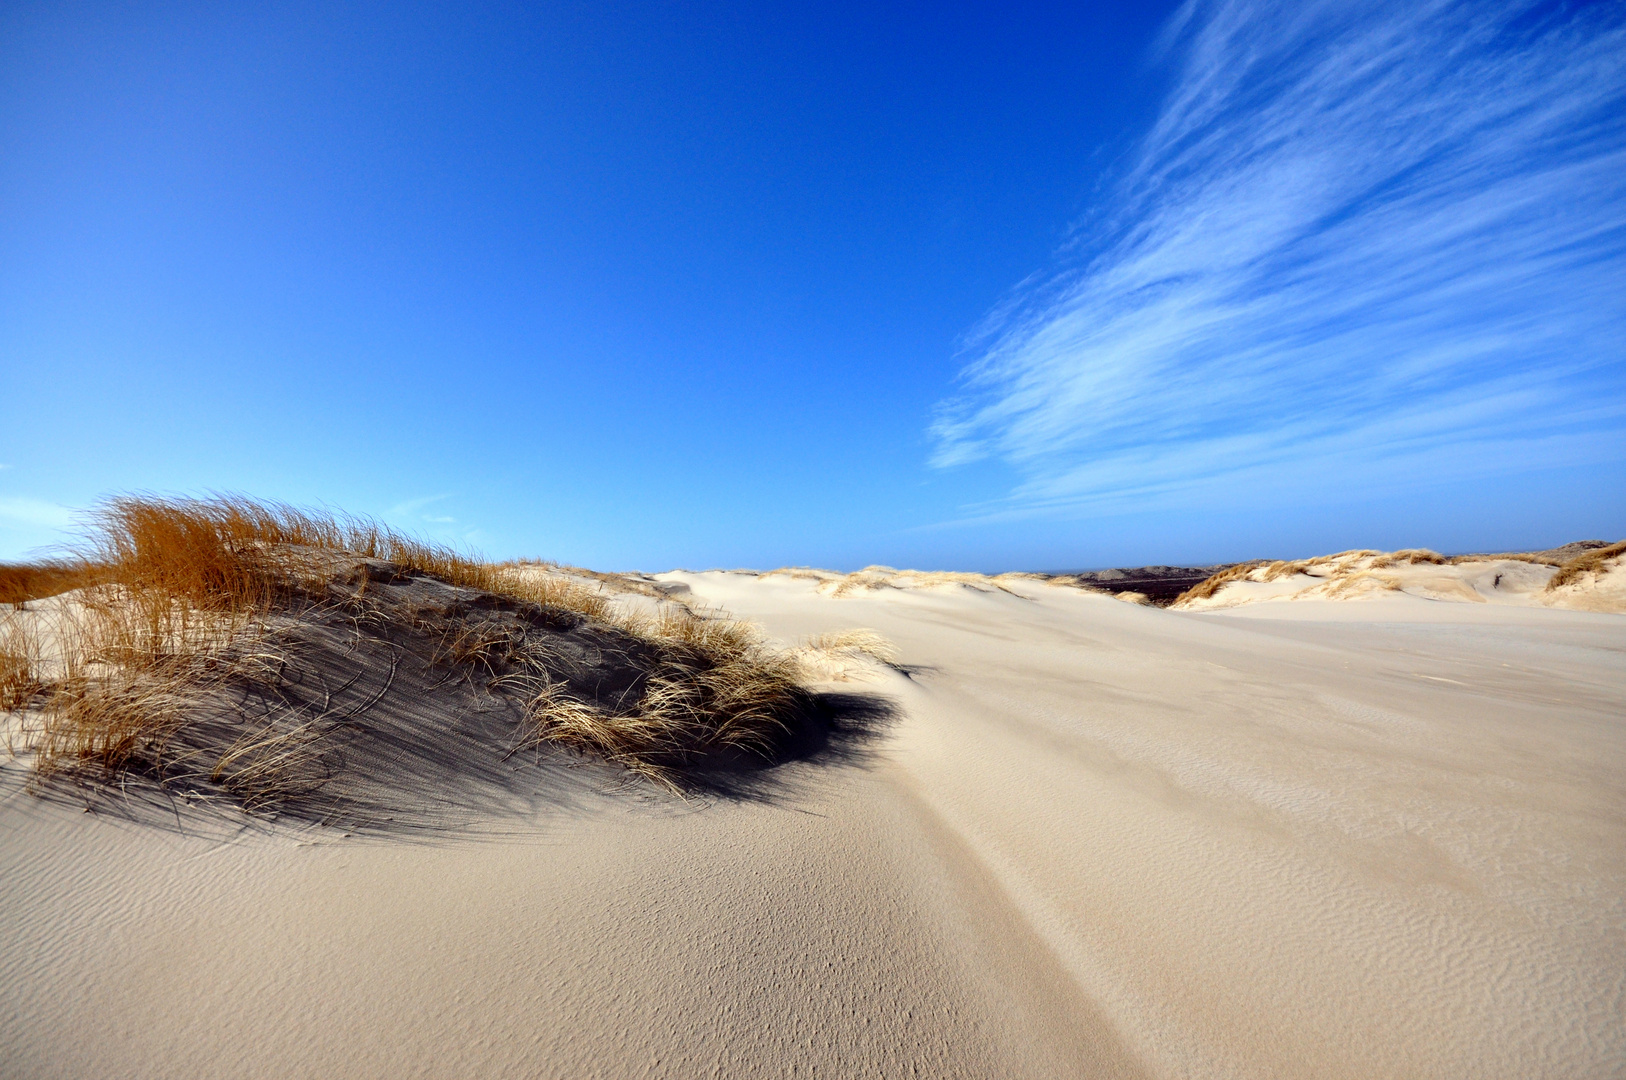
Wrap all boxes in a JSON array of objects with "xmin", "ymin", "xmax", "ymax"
[{"xmin": 26, "ymin": 603, "xmax": 899, "ymax": 839}]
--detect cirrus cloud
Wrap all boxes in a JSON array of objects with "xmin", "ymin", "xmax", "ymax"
[{"xmin": 932, "ymin": 0, "xmax": 1626, "ymax": 519}]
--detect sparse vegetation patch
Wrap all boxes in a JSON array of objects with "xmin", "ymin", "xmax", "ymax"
[
  {"xmin": 1547, "ymin": 540, "xmax": 1626, "ymax": 591},
  {"xmin": 0, "ymin": 497, "xmax": 888, "ymax": 827}
]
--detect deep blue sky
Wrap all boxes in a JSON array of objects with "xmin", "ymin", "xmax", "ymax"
[{"xmin": 3, "ymin": 0, "xmax": 1622, "ymax": 570}]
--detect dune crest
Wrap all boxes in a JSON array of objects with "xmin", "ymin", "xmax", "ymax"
[{"xmin": 1172, "ymin": 542, "xmax": 1626, "ymax": 613}]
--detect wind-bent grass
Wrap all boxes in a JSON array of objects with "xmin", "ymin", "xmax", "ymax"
[
  {"xmin": 0, "ymin": 495, "xmax": 837, "ymax": 804},
  {"xmin": 1174, "ymin": 562, "xmax": 1269, "ymax": 604},
  {"xmin": 1370, "ymin": 549, "xmax": 1447, "ymax": 569},
  {"xmin": 1547, "ymin": 540, "xmax": 1626, "ymax": 591},
  {"xmin": 0, "ymin": 561, "xmax": 95, "ymax": 606},
  {"xmin": 798, "ymin": 630, "xmax": 900, "ymax": 666}
]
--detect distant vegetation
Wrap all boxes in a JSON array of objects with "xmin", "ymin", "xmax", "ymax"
[
  {"xmin": 1173, "ymin": 542, "xmax": 1622, "ymax": 608},
  {"xmin": 1547, "ymin": 540, "xmax": 1626, "ymax": 591}
]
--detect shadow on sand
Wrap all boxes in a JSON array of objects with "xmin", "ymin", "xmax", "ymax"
[{"xmin": 29, "ymin": 617, "xmax": 899, "ymax": 840}]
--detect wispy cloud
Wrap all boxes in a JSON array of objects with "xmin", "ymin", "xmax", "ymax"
[
  {"xmin": 386, "ymin": 494, "xmax": 455, "ymax": 520},
  {"xmin": 383, "ymin": 494, "xmax": 486, "ymax": 548},
  {"xmin": 932, "ymin": 0, "xmax": 1626, "ymax": 517},
  {"xmin": 386, "ymin": 494, "xmax": 466, "ymax": 527},
  {"xmin": 0, "ymin": 496, "xmax": 77, "ymax": 530}
]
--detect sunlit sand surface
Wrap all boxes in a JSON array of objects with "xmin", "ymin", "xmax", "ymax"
[{"xmin": 4, "ymin": 566, "xmax": 1622, "ymax": 1078}]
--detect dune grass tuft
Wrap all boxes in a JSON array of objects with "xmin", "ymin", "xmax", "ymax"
[
  {"xmin": 1, "ymin": 495, "xmax": 843, "ymax": 808},
  {"xmin": 1173, "ymin": 562, "xmax": 1268, "ymax": 604},
  {"xmin": 798, "ymin": 629, "xmax": 900, "ymax": 666},
  {"xmin": 0, "ymin": 561, "xmax": 97, "ymax": 606},
  {"xmin": 1370, "ymin": 549, "xmax": 1447, "ymax": 569},
  {"xmin": 1546, "ymin": 540, "xmax": 1626, "ymax": 591}
]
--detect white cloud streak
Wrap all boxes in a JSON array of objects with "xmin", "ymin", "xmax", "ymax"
[
  {"xmin": 933, "ymin": 0, "xmax": 1626, "ymax": 517},
  {"xmin": 0, "ymin": 496, "xmax": 77, "ymax": 530}
]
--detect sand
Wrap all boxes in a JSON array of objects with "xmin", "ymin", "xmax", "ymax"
[
  {"xmin": 3, "ymin": 572, "xmax": 1622, "ymax": 1078},
  {"xmin": 1174, "ymin": 546, "xmax": 1626, "ymax": 614}
]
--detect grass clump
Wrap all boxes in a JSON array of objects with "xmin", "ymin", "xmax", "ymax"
[
  {"xmin": 1, "ymin": 495, "xmax": 847, "ymax": 813},
  {"xmin": 1370, "ymin": 549, "xmax": 1447, "ymax": 569},
  {"xmin": 1547, "ymin": 540, "xmax": 1626, "ymax": 591},
  {"xmin": 0, "ymin": 561, "xmax": 96, "ymax": 606},
  {"xmin": 508, "ymin": 608, "xmax": 811, "ymax": 786},
  {"xmin": 1173, "ymin": 562, "xmax": 1268, "ymax": 605}
]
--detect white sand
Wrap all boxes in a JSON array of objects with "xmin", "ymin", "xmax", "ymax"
[
  {"xmin": 1175, "ymin": 547, "xmax": 1626, "ymax": 613},
  {"xmin": 3, "ymin": 574, "xmax": 1622, "ymax": 1078}
]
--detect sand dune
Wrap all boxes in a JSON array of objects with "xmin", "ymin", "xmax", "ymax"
[
  {"xmin": 1173, "ymin": 542, "xmax": 1626, "ymax": 614},
  {"xmin": 3, "ymin": 567, "xmax": 1622, "ymax": 1078}
]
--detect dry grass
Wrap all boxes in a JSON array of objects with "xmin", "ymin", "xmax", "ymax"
[
  {"xmin": 1257, "ymin": 551, "xmax": 1382, "ymax": 581},
  {"xmin": 0, "ymin": 619, "xmax": 46, "ymax": 712},
  {"xmin": 1447, "ymin": 552, "xmax": 1562, "ymax": 567},
  {"xmin": 1370, "ymin": 549, "xmax": 1447, "ymax": 569},
  {"xmin": 798, "ymin": 629, "xmax": 900, "ymax": 666},
  {"xmin": 1547, "ymin": 540, "xmax": 1626, "ymax": 591},
  {"xmin": 785, "ymin": 630, "xmax": 902, "ymax": 683},
  {"xmin": 1, "ymin": 495, "xmax": 837, "ymax": 807},
  {"xmin": 1174, "ymin": 562, "xmax": 1269, "ymax": 604},
  {"xmin": 0, "ymin": 560, "xmax": 97, "ymax": 605},
  {"xmin": 1172, "ymin": 541, "xmax": 1626, "ymax": 610},
  {"xmin": 513, "ymin": 561, "xmax": 680, "ymax": 603},
  {"xmin": 1321, "ymin": 571, "xmax": 1402, "ymax": 599},
  {"xmin": 522, "ymin": 606, "xmax": 813, "ymax": 787},
  {"xmin": 1174, "ymin": 549, "xmax": 1447, "ymax": 605},
  {"xmin": 762, "ymin": 565, "xmax": 1037, "ymax": 598}
]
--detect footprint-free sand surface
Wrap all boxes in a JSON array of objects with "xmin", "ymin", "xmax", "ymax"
[{"xmin": 3, "ymin": 573, "xmax": 1622, "ymax": 1078}]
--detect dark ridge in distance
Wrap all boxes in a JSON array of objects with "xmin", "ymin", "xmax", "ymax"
[{"xmin": 1049, "ymin": 565, "xmax": 1233, "ymax": 606}]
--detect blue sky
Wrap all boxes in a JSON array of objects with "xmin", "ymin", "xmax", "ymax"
[{"xmin": 2, "ymin": 0, "xmax": 1622, "ymax": 570}]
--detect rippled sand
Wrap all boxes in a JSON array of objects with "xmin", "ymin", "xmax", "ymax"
[{"xmin": 3, "ymin": 574, "xmax": 1621, "ymax": 1078}]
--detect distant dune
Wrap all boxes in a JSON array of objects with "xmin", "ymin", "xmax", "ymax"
[
  {"xmin": 1172, "ymin": 540, "xmax": 1626, "ymax": 613},
  {"xmin": 3, "ymin": 510, "xmax": 1622, "ymax": 1078}
]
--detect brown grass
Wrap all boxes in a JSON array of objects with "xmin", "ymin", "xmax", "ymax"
[
  {"xmin": 1, "ymin": 495, "xmax": 830, "ymax": 804},
  {"xmin": 1257, "ymin": 550, "xmax": 1383, "ymax": 581},
  {"xmin": 0, "ymin": 560, "xmax": 97, "ymax": 605},
  {"xmin": 525, "ymin": 606, "xmax": 811, "ymax": 786},
  {"xmin": 0, "ymin": 618, "xmax": 46, "ymax": 712},
  {"xmin": 1547, "ymin": 540, "xmax": 1626, "ymax": 591},
  {"xmin": 1447, "ymin": 552, "xmax": 1562, "ymax": 566},
  {"xmin": 1370, "ymin": 549, "xmax": 1447, "ymax": 569},
  {"xmin": 1173, "ymin": 562, "xmax": 1268, "ymax": 604}
]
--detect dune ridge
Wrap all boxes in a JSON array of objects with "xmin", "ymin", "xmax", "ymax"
[{"xmin": 1171, "ymin": 541, "xmax": 1625, "ymax": 613}]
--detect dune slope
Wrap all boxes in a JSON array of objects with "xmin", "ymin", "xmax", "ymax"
[{"xmin": 3, "ymin": 572, "xmax": 1622, "ymax": 1078}]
